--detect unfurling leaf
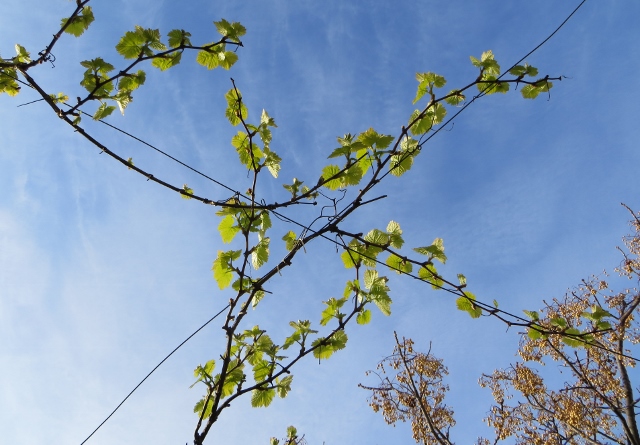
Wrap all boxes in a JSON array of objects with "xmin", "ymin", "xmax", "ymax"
[
  {"xmin": 282, "ymin": 231, "xmax": 297, "ymax": 251},
  {"xmin": 14, "ymin": 44, "xmax": 31, "ymax": 63},
  {"xmin": 181, "ymin": 184, "xmax": 194, "ymax": 199}
]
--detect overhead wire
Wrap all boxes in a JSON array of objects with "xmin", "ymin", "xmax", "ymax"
[{"xmin": 78, "ymin": 304, "xmax": 229, "ymax": 445}]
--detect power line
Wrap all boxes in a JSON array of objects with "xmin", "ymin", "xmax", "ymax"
[{"xmin": 78, "ymin": 304, "xmax": 229, "ymax": 445}]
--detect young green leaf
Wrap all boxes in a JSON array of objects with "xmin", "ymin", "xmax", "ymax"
[
  {"xmin": 61, "ymin": 6, "xmax": 94, "ymax": 37},
  {"xmin": 93, "ymin": 102, "xmax": 115, "ymax": 120},
  {"xmin": 212, "ymin": 250, "xmax": 240, "ymax": 289},
  {"xmin": 444, "ymin": 89, "xmax": 465, "ymax": 106},
  {"xmin": 80, "ymin": 57, "xmax": 115, "ymax": 75},
  {"xmin": 413, "ymin": 238, "xmax": 447, "ymax": 264},
  {"xmin": 389, "ymin": 151, "xmax": 414, "ymax": 176},
  {"xmin": 321, "ymin": 165, "xmax": 342, "ymax": 190},
  {"xmin": 358, "ymin": 128, "xmax": 395, "ymax": 151},
  {"xmin": 470, "ymin": 50, "xmax": 500, "ymax": 76},
  {"xmin": 13, "ymin": 44, "xmax": 31, "ymax": 63},
  {"xmin": 196, "ymin": 46, "xmax": 221, "ymax": 69},
  {"xmin": 252, "ymin": 238, "xmax": 270, "ymax": 269},
  {"xmin": 218, "ymin": 214, "xmax": 240, "ymax": 243},
  {"xmin": 251, "ymin": 386, "xmax": 276, "ymax": 408},
  {"xmin": 181, "ymin": 184, "xmax": 194, "ymax": 199},
  {"xmin": 408, "ymin": 109, "xmax": 433, "ymax": 136},
  {"xmin": 386, "ymin": 253, "xmax": 412, "ymax": 275},
  {"xmin": 456, "ymin": 293, "xmax": 482, "ymax": 318},
  {"xmin": 0, "ymin": 69, "xmax": 21, "ymax": 96},
  {"xmin": 356, "ymin": 309, "xmax": 372, "ymax": 325},
  {"xmin": 214, "ymin": 19, "xmax": 246, "ymax": 43},
  {"xmin": 418, "ymin": 264, "xmax": 444, "ymax": 289},
  {"xmin": 282, "ymin": 231, "xmax": 297, "ymax": 251},
  {"xmin": 264, "ymin": 149, "xmax": 282, "ymax": 178},
  {"xmin": 224, "ymin": 88, "xmax": 248, "ymax": 125},
  {"xmin": 151, "ymin": 52, "xmax": 182, "ymax": 71},
  {"xmin": 116, "ymin": 26, "xmax": 165, "ymax": 59},
  {"xmin": 277, "ymin": 375, "xmax": 294, "ymax": 398},
  {"xmin": 167, "ymin": 29, "xmax": 192, "ymax": 48},
  {"xmin": 521, "ymin": 79, "xmax": 553, "ymax": 99},
  {"xmin": 48, "ymin": 92, "xmax": 69, "ymax": 104},
  {"xmin": 218, "ymin": 51, "xmax": 239, "ymax": 70},
  {"xmin": 118, "ymin": 70, "xmax": 146, "ymax": 91},
  {"xmin": 509, "ymin": 63, "xmax": 538, "ymax": 78},
  {"xmin": 340, "ymin": 244, "xmax": 361, "ymax": 269},
  {"xmin": 386, "ymin": 220, "xmax": 404, "ymax": 248}
]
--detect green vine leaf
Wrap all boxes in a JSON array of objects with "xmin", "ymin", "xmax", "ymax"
[
  {"xmin": 251, "ymin": 386, "xmax": 276, "ymax": 408},
  {"xmin": 341, "ymin": 240, "xmax": 361, "ymax": 269},
  {"xmin": 386, "ymin": 220, "xmax": 404, "ymax": 248},
  {"xmin": 181, "ymin": 184, "xmax": 194, "ymax": 199},
  {"xmin": 116, "ymin": 26, "xmax": 166, "ymax": 59},
  {"xmin": 282, "ymin": 231, "xmax": 297, "ymax": 251},
  {"xmin": 444, "ymin": 89, "xmax": 465, "ymax": 106},
  {"xmin": 167, "ymin": 29, "xmax": 192, "ymax": 48},
  {"xmin": 277, "ymin": 375, "xmax": 293, "ymax": 398},
  {"xmin": 212, "ymin": 250, "xmax": 241, "ymax": 289},
  {"xmin": 214, "ymin": 19, "xmax": 246, "ymax": 43},
  {"xmin": 252, "ymin": 238, "xmax": 270, "ymax": 269},
  {"xmin": 224, "ymin": 88, "xmax": 248, "ymax": 126},
  {"xmin": 456, "ymin": 292, "xmax": 482, "ymax": 318},
  {"xmin": 356, "ymin": 309, "xmax": 372, "ymax": 325},
  {"xmin": 470, "ymin": 50, "xmax": 500, "ymax": 76},
  {"xmin": 13, "ymin": 44, "xmax": 31, "ymax": 63},
  {"xmin": 418, "ymin": 264, "xmax": 443, "ymax": 289},
  {"xmin": 509, "ymin": 63, "xmax": 538, "ymax": 78},
  {"xmin": 218, "ymin": 214, "xmax": 240, "ymax": 243},
  {"xmin": 413, "ymin": 72, "xmax": 446, "ymax": 104},
  {"xmin": 358, "ymin": 128, "xmax": 395, "ymax": 152},
  {"xmin": 521, "ymin": 79, "xmax": 553, "ymax": 99},
  {"xmin": 311, "ymin": 330, "xmax": 348, "ymax": 360},
  {"xmin": 93, "ymin": 102, "xmax": 115, "ymax": 120},
  {"xmin": 321, "ymin": 165, "xmax": 343, "ymax": 190},
  {"xmin": 386, "ymin": 253, "xmax": 412, "ymax": 275},
  {"xmin": 61, "ymin": 6, "xmax": 95, "ymax": 37},
  {"xmin": 413, "ymin": 238, "xmax": 447, "ymax": 264},
  {"xmin": 0, "ymin": 68, "xmax": 21, "ymax": 96},
  {"xmin": 151, "ymin": 52, "xmax": 182, "ymax": 71}
]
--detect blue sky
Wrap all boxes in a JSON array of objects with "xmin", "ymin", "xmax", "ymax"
[{"xmin": 1, "ymin": 1, "xmax": 640, "ymax": 444}]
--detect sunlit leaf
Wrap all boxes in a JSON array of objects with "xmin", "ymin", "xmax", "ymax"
[
  {"xmin": 357, "ymin": 309, "xmax": 372, "ymax": 325},
  {"xmin": 61, "ymin": 6, "xmax": 94, "ymax": 37},
  {"xmin": 251, "ymin": 386, "xmax": 276, "ymax": 408},
  {"xmin": 93, "ymin": 102, "xmax": 115, "ymax": 120}
]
